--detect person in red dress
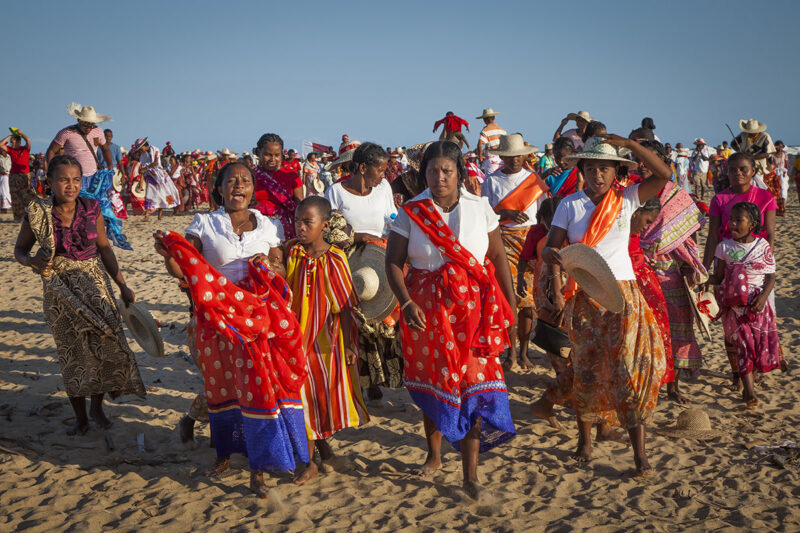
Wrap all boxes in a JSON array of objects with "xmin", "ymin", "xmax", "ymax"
[{"xmin": 253, "ymin": 133, "xmax": 303, "ymax": 239}]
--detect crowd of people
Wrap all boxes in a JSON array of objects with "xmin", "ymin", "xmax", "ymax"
[{"xmin": 7, "ymin": 102, "xmax": 795, "ymax": 501}]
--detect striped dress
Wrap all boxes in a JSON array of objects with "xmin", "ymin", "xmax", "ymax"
[{"xmin": 287, "ymin": 243, "xmax": 369, "ymax": 440}]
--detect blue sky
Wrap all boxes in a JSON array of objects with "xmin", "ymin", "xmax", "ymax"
[{"xmin": 4, "ymin": 0, "xmax": 798, "ymax": 154}]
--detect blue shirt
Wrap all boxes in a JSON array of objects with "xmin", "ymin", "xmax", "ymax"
[{"xmin": 97, "ymin": 142, "xmax": 123, "ymax": 168}]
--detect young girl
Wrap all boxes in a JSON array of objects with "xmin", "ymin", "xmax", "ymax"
[
  {"xmin": 709, "ymin": 201, "xmax": 783, "ymax": 408},
  {"xmin": 287, "ymin": 196, "xmax": 369, "ymax": 484},
  {"xmin": 629, "ymin": 198, "xmax": 674, "ymax": 387}
]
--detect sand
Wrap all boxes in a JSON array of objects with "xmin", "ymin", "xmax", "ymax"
[{"xmin": 1, "ymin": 194, "xmax": 800, "ymax": 532}]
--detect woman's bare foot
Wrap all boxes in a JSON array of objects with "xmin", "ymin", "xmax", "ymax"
[
  {"xmin": 206, "ymin": 457, "xmax": 231, "ymax": 478},
  {"xmin": 730, "ymin": 373, "xmax": 743, "ymax": 393},
  {"xmin": 294, "ymin": 462, "xmax": 319, "ymax": 485},
  {"xmin": 414, "ymin": 455, "xmax": 442, "ymax": 478},
  {"xmin": 573, "ymin": 443, "xmax": 593, "ymax": 462},
  {"xmin": 463, "ymin": 480, "xmax": 491, "ymax": 502},
  {"xmin": 66, "ymin": 419, "xmax": 90, "ymax": 436},
  {"xmin": 633, "ymin": 457, "xmax": 654, "ymax": 477},
  {"xmin": 745, "ymin": 396, "xmax": 760, "ymax": 409},
  {"xmin": 178, "ymin": 415, "xmax": 195, "ymax": 443},
  {"xmin": 89, "ymin": 408, "xmax": 113, "ymax": 430},
  {"xmin": 518, "ymin": 355, "xmax": 535, "ymax": 371},
  {"xmin": 529, "ymin": 398, "xmax": 562, "ymax": 430},
  {"xmin": 667, "ymin": 389, "xmax": 689, "ymax": 404},
  {"xmin": 250, "ymin": 471, "xmax": 268, "ymax": 499}
]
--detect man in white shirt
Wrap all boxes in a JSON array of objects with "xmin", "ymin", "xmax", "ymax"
[{"xmin": 690, "ymin": 138, "xmax": 714, "ymax": 199}]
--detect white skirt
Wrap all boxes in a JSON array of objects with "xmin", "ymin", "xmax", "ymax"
[
  {"xmin": 0, "ymin": 173, "xmax": 11, "ymax": 209},
  {"xmin": 144, "ymin": 168, "xmax": 180, "ymax": 210}
]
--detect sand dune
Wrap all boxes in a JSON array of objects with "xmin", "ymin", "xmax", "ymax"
[{"xmin": 2, "ymin": 196, "xmax": 800, "ymax": 532}]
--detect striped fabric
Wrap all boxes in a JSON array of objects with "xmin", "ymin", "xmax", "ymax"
[
  {"xmin": 478, "ymin": 122, "xmax": 507, "ymax": 152},
  {"xmin": 287, "ymin": 243, "xmax": 369, "ymax": 440}
]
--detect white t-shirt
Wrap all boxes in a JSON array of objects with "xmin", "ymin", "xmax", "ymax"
[
  {"xmin": 186, "ymin": 208, "xmax": 283, "ymax": 284},
  {"xmin": 481, "ymin": 168, "xmax": 545, "ymax": 229},
  {"xmin": 690, "ymin": 146, "xmax": 715, "ymax": 173},
  {"xmin": 325, "ymin": 179, "xmax": 397, "ymax": 237},
  {"xmin": 391, "ymin": 188, "xmax": 499, "ymax": 271},
  {"xmin": 551, "ymin": 184, "xmax": 642, "ymax": 281}
]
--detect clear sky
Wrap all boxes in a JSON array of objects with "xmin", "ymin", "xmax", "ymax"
[{"xmin": 4, "ymin": 0, "xmax": 798, "ymax": 154}]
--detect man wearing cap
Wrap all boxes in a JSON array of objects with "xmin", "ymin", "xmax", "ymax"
[
  {"xmin": 732, "ymin": 118, "xmax": 775, "ymax": 179},
  {"xmin": 689, "ymin": 138, "xmax": 714, "ymax": 198},
  {"xmin": 482, "ymin": 133, "xmax": 549, "ymax": 370},
  {"xmin": 553, "ymin": 110, "xmax": 592, "ymax": 150},
  {"xmin": 539, "ymin": 144, "xmax": 556, "ymax": 173},
  {"xmin": 475, "ymin": 108, "xmax": 507, "ymax": 175},
  {"xmin": 46, "ymin": 103, "xmax": 115, "ymax": 189}
]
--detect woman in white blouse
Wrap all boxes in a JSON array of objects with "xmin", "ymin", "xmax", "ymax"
[
  {"xmin": 325, "ymin": 142, "xmax": 397, "ymax": 243},
  {"xmin": 386, "ymin": 141, "xmax": 517, "ymax": 500},
  {"xmin": 153, "ymin": 162, "xmax": 287, "ymax": 497},
  {"xmin": 541, "ymin": 135, "xmax": 671, "ymax": 476}
]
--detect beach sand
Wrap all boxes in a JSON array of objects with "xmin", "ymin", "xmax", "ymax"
[{"xmin": 1, "ymin": 197, "xmax": 800, "ymax": 532}]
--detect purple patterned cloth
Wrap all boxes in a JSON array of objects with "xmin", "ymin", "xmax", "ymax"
[{"xmin": 53, "ymin": 197, "xmax": 99, "ymax": 261}]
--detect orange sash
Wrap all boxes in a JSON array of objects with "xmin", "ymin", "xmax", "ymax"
[
  {"xmin": 564, "ymin": 188, "xmax": 624, "ymax": 300},
  {"xmin": 493, "ymin": 171, "xmax": 549, "ymax": 225}
]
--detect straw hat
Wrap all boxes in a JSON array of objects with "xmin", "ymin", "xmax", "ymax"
[
  {"xmin": 693, "ymin": 138, "xmax": 707, "ymax": 145},
  {"xmin": 476, "ymin": 108, "xmax": 499, "ymax": 119},
  {"xmin": 661, "ymin": 408, "xmax": 722, "ymax": 440},
  {"xmin": 683, "ymin": 278, "xmax": 712, "ymax": 340},
  {"xmin": 206, "ymin": 151, "xmax": 218, "ymax": 160},
  {"xmin": 566, "ymin": 110, "xmax": 592, "ymax": 122},
  {"xmin": 697, "ymin": 289, "xmax": 719, "ymax": 319},
  {"xmin": 67, "ymin": 102, "xmax": 112, "ymax": 124},
  {"xmin": 218, "ymin": 148, "xmax": 237, "ymax": 158},
  {"xmin": 131, "ymin": 178, "xmax": 146, "ymax": 200},
  {"xmin": 326, "ymin": 140, "xmax": 361, "ymax": 170},
  {"xmin": 112, "ymin": 169, "xmax": 124, "ymax": 192},
  {"xmin": 739, "ymin": 118, "xmax": 767, "ymax": 134},
  {"xmin": 118, "ymin": 301, "xmax": 164, "ymax": 357},
  {"xmin": 348, "ymin": 243, "xmax": 397, "ymax": 322},
  {"xmin": 564, "ymin": 136, "xmax": 637, "ymax": 169},
  {"xmin": 131, "ymin": 137, "xmax": 148, "ymax": 152},
  {"xmin": 488, "ymin": 134, "xmax": 538, "ymax": 157},
  {"xmin": 545, "ymin": 143, "xmax": 554, "ymax": 151},
  {"xmin": 560, "ymin": 243, "xmax": 624, "ymax": 313}
]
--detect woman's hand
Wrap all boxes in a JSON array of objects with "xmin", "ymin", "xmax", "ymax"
[
  {"xmin": 354, "ymin": 232, "xmax": 381, "ymax": 244},
  {"xmin": 251, "ymin": 252, "xmax": 270, "ymax": 266},
  {"xmin": 345, "ymin": 347, "xmax": 357, "ymax": 365},
  {"xmin": 119, "ymin": 285, "xmax": 136, "ymax": 306},
  {"xmin": 597, "ymin": 133, "xmax": 631, "ymax": 149},
  {"xmin": 402, "ymin": 301, "xmax": 426, "ymax": 331},
  {"xmin": 28, "ymin": 248, "xmax": 51, "ymax": 270},
  {"xmin": 541, "ymin": 246, "xmax": 563, "ymax": 267},
  {"xmin": 497, "ymin": 209, "xmax": 529, "ymax": 225},
  {"xmin": 750, "ymin": 292, "xmax": 768, "ymax": 313},
  {"xmin": 541, "ymin": 166, "xmax": 562, "ymax": 179},
  {"xmin": 153, "ymin": 230, "xmax": 170, "ymax": 257}
]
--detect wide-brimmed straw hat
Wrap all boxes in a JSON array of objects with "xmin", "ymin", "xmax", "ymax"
[
  {"xmin": 131, "ymin": 178, "xmax": 146, "ymax": 200},
  {"xmin": 660, "ymin": 408, "xmax": 722, "ymax": 440},
  {"xmin": 560, "ymin": 243, "xmax": 625, "ymax": 313},
  {"xmin": 693, "ymin": 138, "xmax": 707, "ymax": 145},
  {"xmin": 131, "ymin": 138, "xmax": 148, "ymax": 152},
  {"xmin": 218, "ymin": 148, "xmax": 237, "ymax": 158},
  {"xmin": 67, "ymin": 102, "xmax": 112, "ymax": 124},
  {"xmin": 488, "ymin": 134, "xmax": 538, "ymax": 157},
  {"xmin": 476, "ymin": 108, "xmax": 499, "ymax": 119},
  {"xmin": 739, "ymin": 118, "xmax": 767, "ymax": 134},
  {"xmin": 326, "ymin": 140, "xmax": 361, "ymax": 170},
  {"xmin": 566, "ymin": 110, "xmax": 592, "ymax": 122},
  {"xmin": 564, "ymin": 136, "xmax": 637, "ymax": 169},
  {"xmin": 112, "ymin": 169, "xmax": 124, "ymax": 192},
  {"xmin": 348, "ymin": 243, "xmax": 397, "ymax": 322},
  {"xmin": 683, "ymin": 278, "xmax": 712, "ymax": 340},
  {"xmin": 118, "ymin": 301, "xmax": 164, "ymax": 357}
]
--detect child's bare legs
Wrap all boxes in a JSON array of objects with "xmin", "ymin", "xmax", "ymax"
[
  {"xmin": 416, "ymin": 414, "xmax": 442, "ymax": 477},
  {"xmin": 157, "ymin": 208, "xmax": 163, "ymax": 221},
  {"xmin": 575, "ymin": 420, "xmax": 593, "ymax": 461},
  {"xmin": 516, "ymin": 308, "xmax": 534, "ymax": 369},
  {"xmin": 725, "ymin": 341, "xmax": 743, "ymax": 392},
  {"xmin": 667, "ymin": 371, "xmax": 689, "ymax": 404},
  {"xmin": 741, "ymin": 371, "xmax": 759, "ymax": 408},
  {"xmin": 461, "ymin": 417, "xmax": 485, "ymax": 500}
]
